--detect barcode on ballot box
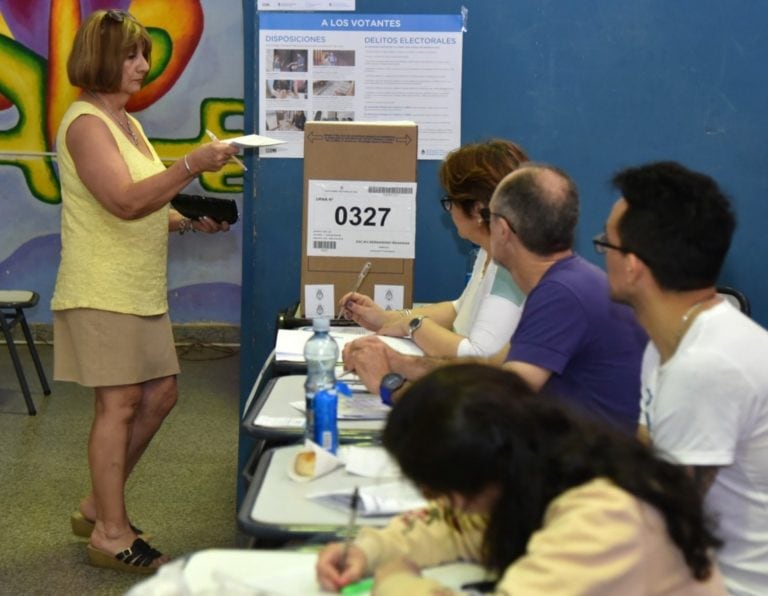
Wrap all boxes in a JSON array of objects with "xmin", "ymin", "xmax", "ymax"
[
  {"xmin": 368, "ymin": 186, "xmax": 414, "ymax": 194},
  {"xmin": 313, "ymin": 240, "xmax": 337, "ymax": 249}
]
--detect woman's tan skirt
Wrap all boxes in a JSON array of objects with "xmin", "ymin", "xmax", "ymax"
[{"xmin": 53, "ymin": 309, "xmax": 180, "ymax": 387}]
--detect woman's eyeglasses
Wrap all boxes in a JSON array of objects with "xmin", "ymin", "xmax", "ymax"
[{"xmin": 440, "ymin": 195, "xmax": 457, "ymax": 212}]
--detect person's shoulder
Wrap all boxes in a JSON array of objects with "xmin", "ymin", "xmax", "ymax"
[
  {"xmin": 527, "ymin": 256, "xmax": 606, "ymax": 312},
  {"xmin": 58, "ymin": 100, "xmax": 104, "ymax": 142},
  {"xmin": 550, "ymin": 478, "xmax": 636, "ymax": 513},
  {"xmin": 537, "ymin": 255, "xmax": 607, "ymax": 293},
  {"xmin": 709, "ymin": 301, "xmax": 768, "ymax": 339},
  {"xmin": 542, "ymin": 480, "xmax": 648, "ymax": 541},
  {"xmin": 675, "ymin": 303, "xmax": 768, "ymax": 382},
  {"xmin": 489, "ymin": 264, "xmax": 525, "ymax": 306}
]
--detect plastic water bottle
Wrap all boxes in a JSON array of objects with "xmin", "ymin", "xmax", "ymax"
[{"xmin": 303, "ymin": 317, "xmax": 338, "ymax": 442}]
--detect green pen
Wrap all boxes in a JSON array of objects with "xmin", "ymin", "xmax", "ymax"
[{"xmin": 340, "ymin": 577, "xmax": 374, "ymax": 595}]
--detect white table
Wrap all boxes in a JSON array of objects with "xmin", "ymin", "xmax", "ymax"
[
  {"xmin": 238, "ymin": 444, "xmax": 404, "ymax": 541},
  {"xmin": 242, "ymin": 374, "xmax": 385, "ymax": 443}
]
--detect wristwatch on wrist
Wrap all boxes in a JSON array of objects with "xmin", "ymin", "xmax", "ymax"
[
  {"xmin": 380, "ymin": 372, "xmax": 406, "ymax": 406},
  {"xmin": 407, "ymin": 315, "xmax": 426, "ymax": 338}
]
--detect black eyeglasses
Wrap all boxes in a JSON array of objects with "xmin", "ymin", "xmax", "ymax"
[
  {"xmin": 592, "ymin": 232, "xmax": 630, "ymax": 255},
  {"xmin": 488, "ymin": 210, "xmax": 516, "ymax": 233},
  {"xmin": 440, "ymin": 195, "xmax": 457, "ymax": 212}
]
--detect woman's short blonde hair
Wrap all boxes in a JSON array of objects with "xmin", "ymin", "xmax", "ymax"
[{"xmin": 67, "ymin": 9, "xmax": 152, "ymax": 93}]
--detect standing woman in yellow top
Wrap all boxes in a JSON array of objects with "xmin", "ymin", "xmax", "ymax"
[{"xmin": 51, "ymin": 9, "xmax": 238, "ymax": 573}]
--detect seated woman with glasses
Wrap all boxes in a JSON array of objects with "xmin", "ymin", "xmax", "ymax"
[
  {"xmin": 339, "ymin": 140, "xmax": 527, "ymax": 361},
  {"xmin": 317, "ymin": 364, "xmax": 727, "ymax": 595}
]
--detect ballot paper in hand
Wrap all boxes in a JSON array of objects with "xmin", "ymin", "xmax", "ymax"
[
  {"xmin": 221, "ymin": 133, "xmax": 285, "ymax": 148},
  {"xmin": 307, "ymin": 480, "xmax": 426, "ymax": 517}
]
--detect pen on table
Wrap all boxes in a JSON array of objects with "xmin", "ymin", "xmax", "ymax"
[
  {"xmin": 339, "ymin": 486, "xmax": 361, "ymax": 572},
  {"xmin": 205, "ymin": 129, "xmax": 248, "ymax": 171},
  {"xmin": 337, "ymin": 261, "xmax": 372, "ymax": 319}
]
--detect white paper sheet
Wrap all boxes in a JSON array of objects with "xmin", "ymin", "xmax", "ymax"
[
  {"xmin": 307, "ymin": 480, "xmax": 426, "ymax": 516},
  {"xmin": 275, "ymin": 328, "xmax": 424, "ymax": 362},
  {"xmin": 221, "ymin": 133, "xmax": 285, "ymax": 148}
]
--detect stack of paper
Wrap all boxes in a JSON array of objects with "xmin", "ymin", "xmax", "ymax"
[
  {"xmin": 307, "ymin": 480, "xmax": 426, "ymax": 517},
  {"xmin": 290, "ymin": 394, "xmax": 389, "ymax": 420},
  {"xmin": 275, "ymin": 328, "xmax": 424, "ymax": 363}
]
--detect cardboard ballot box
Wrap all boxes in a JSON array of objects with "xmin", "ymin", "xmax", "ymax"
[{"xmin": 300, "ymin": 121, "xmax": 417, "ymax": 317}]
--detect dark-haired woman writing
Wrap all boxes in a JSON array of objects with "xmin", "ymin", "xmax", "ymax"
[{"xmin": 317, "ymin": 364, "xmax": 726, "ymax": 594}]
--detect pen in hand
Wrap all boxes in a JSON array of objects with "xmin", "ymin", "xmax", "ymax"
[
  {"xmin": 339, "ymin": 486, "xmax": 360, "ymax": 572},
  {"xmin": 205, "ymin": 129, "xmax": 248, "ymax": 171},
  {"xmin": 338, "ymin": 261, "xmax": 372, "ymax": 319}
]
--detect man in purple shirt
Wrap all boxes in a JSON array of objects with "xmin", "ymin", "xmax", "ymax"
[
  {"xmin": 344, "ymin": 164, "xmax": 646, "ymax": 432},
  {"xmin": 490, "ymin": 165, "xmax": 646, "ymax": 431}
]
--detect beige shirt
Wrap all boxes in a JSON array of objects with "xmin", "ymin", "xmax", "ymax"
[
  {"xmin": 355, "ymin": 478, "xmax": 726, "ymax": 595},
  {"xmin": 52, "ymin": 101, "xmax": 169, "ymax": 315}
]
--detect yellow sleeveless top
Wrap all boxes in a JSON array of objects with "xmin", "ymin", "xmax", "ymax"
[{"xmin": 52, "ymin": 101, "xmax": 169, "ymax": 315}]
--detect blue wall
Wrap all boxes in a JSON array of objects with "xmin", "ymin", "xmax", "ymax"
[{"xmin": 241, "ymin": 0, "xmax": 768, "ymax": 395}]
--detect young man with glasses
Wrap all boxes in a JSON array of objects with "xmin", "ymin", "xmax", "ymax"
[{"xmin": 600, "ymin": 161, "xmax": 768, "ymax": 595}]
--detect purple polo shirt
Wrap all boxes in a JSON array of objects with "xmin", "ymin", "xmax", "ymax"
[{"xmin": 507, "ymin": 255, "xmax": 647, "ymax": 433}]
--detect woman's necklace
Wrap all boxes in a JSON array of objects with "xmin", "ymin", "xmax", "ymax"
[{"xmin": 87, "ymin": 90, "xmax": 139, "ymax": 146}]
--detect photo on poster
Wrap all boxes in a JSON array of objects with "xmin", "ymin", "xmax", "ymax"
[
  {"xmin": 312, "ymin": 111, "xmax": 354, "ymax": 122},
  {"xmin": 266, "ymin": 79, "xmax": 308, "ymax": 99},
  {"xmin": 312, "ymin": 50, "xmax": 356, "ymax": 67},
  {"xmin": 265, "ymin": 110, "xmax": 308, "ymax": 131},
  {"xmin": 312, "ymin": 80, "xmax": 355, "ymax": 97},
  {"xmin": 268, "ymin": 49, "xmax": 309, "ymax": 73}
]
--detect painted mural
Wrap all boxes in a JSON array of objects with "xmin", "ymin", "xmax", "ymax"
[{"xmin": 0, "ymin": 0, "xmax": 244, "ymax": 324}]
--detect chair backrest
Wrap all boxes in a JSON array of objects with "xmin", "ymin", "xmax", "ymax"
[{"xmin": 717, "ymin": 286, "xmax": 751, "ymax": 316}]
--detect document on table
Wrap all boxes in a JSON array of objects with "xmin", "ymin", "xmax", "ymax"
[
  {"xmin": 253, "ymin": 415, "xmax": 305, "ymax": 428},
  {"xmin": 290, "ymin": 394, "xmax": 389, "ymax": 420},
  {"xmin": 275, "ymin": 327, "xmax": 424, "ymax": 363},
  {"xmin": 127, "ymin": 549, "xmax": 490, "ymax": 596},
  {"xmin": 343, "ymin": 446, "xmax": 400, "ymax": 478},
  {"xmin": 307, "ymin": 480, "xmax": 426, "ymax": 516}
]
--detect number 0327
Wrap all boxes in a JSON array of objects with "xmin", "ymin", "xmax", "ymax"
[{"xmin": 333, "ymin": 205, "xmax": 391, "ymax": 227}]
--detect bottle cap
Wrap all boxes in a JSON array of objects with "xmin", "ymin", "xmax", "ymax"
[{"xmin": 312, "ymin": 317, "xmax": 331, "ymax": 332}]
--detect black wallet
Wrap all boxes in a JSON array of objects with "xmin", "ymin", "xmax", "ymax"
[{"xmin": 171, "ymin": 194, "xmax": 239, "ymax": 224}]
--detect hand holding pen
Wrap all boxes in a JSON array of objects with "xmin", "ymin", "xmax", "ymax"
[
  {"xmin": 338, "ymin": 262, "xmax": 372, "ymax": 319},
  {"xmin": 205, "ymin": 129, "xmax": 248, "ymax": 171},
  {"xmin": 316, "ymin": 487, "xmax": 368, "ymax": 591}
]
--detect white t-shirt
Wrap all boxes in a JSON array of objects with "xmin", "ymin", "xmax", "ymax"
[
  {"xmin": 640, "ymin": 301, "xmax": 768, "ymax": 596},
  {"xmin": 452, "ymin": 247, "xmax": 524, "ymax": 357}
]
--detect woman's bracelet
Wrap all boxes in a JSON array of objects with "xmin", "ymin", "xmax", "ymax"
[
  {"xmin": 178, "ymin": 217, "xmax": 196, "ymax": 235},
  {"xmin": 400, "ymin": 308, "xmax": 413, "ymax": 319},
  {"xmin": 183, "ymin": 154, "xmax": 194, "ymax": 176}
]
